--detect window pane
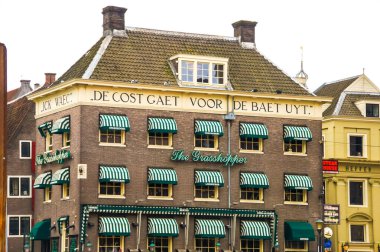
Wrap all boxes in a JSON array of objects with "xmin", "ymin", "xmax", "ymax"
[
  {"xmin": 350, "ymin": 136, "xmax": 363, "ymax": 156},
  {"xmin": 366, "ymin": 104, "xmax": 379, "ymax": 117},
  {"xmin": 20, "ymin": 178, "xmax": 30, "ymax": 196},
  {"xmin": 9, "ymin": 217, "xmax": 19, "ymax": 235},
  {"xmin": 349, "ymin": 181, "xmax": 364, "ymax": 205},
  {"xmin": 351, "ymin": 225, "xmax": 365, "ymax": 242},
  {"xmin": 9, "ymin": 178, "xmax": 19, "ymax": 196},
  {"xmin": 20, "ymin": 217, "xmax": 30, "ymax": 235},
  {"xmin": 21, "ymin": 141, "xmax": 31, "ymax": 157}
]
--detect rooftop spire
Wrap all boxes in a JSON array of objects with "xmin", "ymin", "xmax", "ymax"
[{"xmin": 295, "ymin": 46, "xmax": 308, "ymax": 87}]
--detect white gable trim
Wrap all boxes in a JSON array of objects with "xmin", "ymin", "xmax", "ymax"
[
  {"xmin": 345, "ymin": 75, "xmax": 380, "ymax": 93},
  {"xmin": 332, "ymin": 92, "xmax": 347, "ymax": 116}
]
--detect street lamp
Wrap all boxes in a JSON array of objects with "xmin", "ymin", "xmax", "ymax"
[
  {"xmin": 86, "ymin": 241, "xmax": 93, "ymax": 252},
  {"xmin": 216, "ymin": 241, "xmax": 221, "ymax": 252},
  {"xmin": 24, "ymin": 240, "xmax": 30, "ymax": 252},
  {"xmin": 149, "ymin": 241, "xmax": 155, "ymax": 252},
  {"xmin": 315, "ymin": 219, "xmax": 323, "ymax": 252},
  {"xmin": 342, "ymin": 242, "xmax": 349, "ymax": 252}
]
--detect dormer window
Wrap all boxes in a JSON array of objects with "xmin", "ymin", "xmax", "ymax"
[
  {"xmin": 171, "ymin": 54, "xmax": 228, "ymax": 87},
  {"xmin": 366, "ymin": 103, "xmax": 379, "ymax": 117}
]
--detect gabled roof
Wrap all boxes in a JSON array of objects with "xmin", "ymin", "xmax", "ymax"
[
  {"xmin": 7, "ymin": 96, "xmax": 34, "ymax": 144},
  {"xmin": 7, "ymin": 87, "xmax": 20, "ymax": 101},
  {"xmin": 47, "ymin": 28, "xmax": 312, "ymax": 96}
]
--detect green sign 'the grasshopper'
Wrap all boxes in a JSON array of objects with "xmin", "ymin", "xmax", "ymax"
[
  {"xmin": 171, "ymin": 150, "xmax": 247, "ymax": 166},
  {"xmin": 36, "ymin": 149, "xmax": 71, "ymax": 165}
]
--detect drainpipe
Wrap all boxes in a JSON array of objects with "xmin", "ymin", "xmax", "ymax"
[
  {"xmin": 185, "ymin": 212, "xmax": 189, "ymax": 250},
  {"xmin": 137, "ymin": 212, "xmax": 142, "ymax": 250}
]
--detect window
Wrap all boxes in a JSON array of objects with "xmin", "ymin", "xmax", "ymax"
[
  {"xmin": 100, "ymin": 129, "xmax": 125, "ymax": 144},
  {"xmin": 148, "ymin": 237, "xmax": 171, "ymax": 252},
  {"xmin": 197, "ymin": 62, "xmax": 209, "ymax": 83},
  {"xmin": 350, "ymin": 224, "xmax": 366, "ymax": 242},
  {"xmin": 349, "ymin": 180, "xmax": 366, "ymax": 206},
  {"xmin": 349, "ymin": 134, "xmax": 366, "ymax": 157},
  {"xmin": 62, "ymin": 183, "xmax": 70, "ymax": 199},
  {"xmin": 241, "ymin": 239, "xmax": 262, "ymax": 252},
  {"xmin": 8, "ymin": 216, "xmax": 31, "ymax": 237},
  {"xmin": 19, "ymin": 141, "xmax": 32, "ymax": 159},
  {"xmin": 60, "ymin": 222, "xmax": 68, "ymax": 252},
  {"xmin": 8, "ymin": 176, "xmax": 31, "ymax": 197},
  {"xmin": 181, "ymin": 61, "xmax": 194, "ymax": 82},
  {"xmin": 284, "ymin": 241, "xmax": 307, "ymax": 251},
  {"xmin": 195, "ymin": 134, "xmax": 217, "ymax": 149},
  {"xmin": 98, "ymin": 236, "xmax": 123, "ymax": 252},
  {"xmin": 240, "ymin": 137, "xmax": 262, "ymax": 152},
  {"xmin": 148, "ymin": 132, "xmax": 171, "ymax": 147},
  {"xmin": 284, "ymin": 189, "xmax": 307, "ymax": 203},
  {"xmin": 45, "ymin": 132, "xmax": 53, "ymax": 152},
  {"xmin": 212, "ymin": 64, "xmax": 224, "ymax": 84},
  {"xmin": 63, "ymin": 132, "xmax": 70, "ymax": 147},
  {"xmin": 284, "ymin": 139, "xmax": 305, "ymax": 154},
  {"xmin": 240, "ymin": 187, "xmax": 263, "ymax": 202},
  {"xmin": 195, "ymin": 185, "xmax": 218, "ymax": 199},
  {"xmin": 366, "ymin": 103, "xmax": 379, "ymax": 117},
  {"xmin": 99, "ymin": 182, "xmax": 124, "ymax": 197},
  {"xmin": 44, "ymin": 187, "xmax": 52, "ymax": 202},
  {"xmin": 148, "ymin": 183, "xmax": 172, "ymax": 198},
  {"xmin": 195, "ymin": 238, "xmax": 216, "ymax": 252}
]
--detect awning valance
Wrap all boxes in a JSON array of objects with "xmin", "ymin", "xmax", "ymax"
[
  {"xmin": 148, "ymin": 218, "xmax": 179, "ymax": 237},
  {"xmin": 30, "ymin": 219, "xmax": 51, "ymax": 240},
  {"xmin": 195, "ymin": 171, "xmax": 224, "ymax": 187},
  {"xmin": 240, "ymin": 123, "xmax": 268, "ymax": 139},
  {"xmin": 33, "ymin": 172, "xmax": 52, "ymax": 189},
  {"xmin": 51, "ymin": 168, "xmax": 70, "ymax": 185},
  {"xmin": 99, "ymin": 166, "xmax": 130, "ymax": 183},
  {"xmin": 38, "ymin": 121, "xmax": 52, "ymax": 137},
  {"xmin": 195, "ymin": 219, "xmax": 225, "ymax": 238},
  {"xmin": 284, "ymin": 175, "xmax": 313, "ymax": 191},
  {"xmin": 51, "ymin": 116, "xmax": 70, "ymax": 134},
  {"xmin": 240, "ymin": 173, "xmax": 269, "ymax": 189},
  {"xmin": 284, "ymin": 126, "xmax": 312, "ymax": 141},
  {"xmin": 99, "ymin": 114, "xmax": 130, "ymax": 131},
  {"xmin": 99, "ymin": 217, "xmax": 131, "ymax": 236},
  {"xmin": 148, "ymin": 168, "xmax": 178, "ymax": 185},
  {"xmin": 241, "ymin": 221, "xmax": 271, "ymax": 239},
  {"xmin": 284, "ymin": 221, "xmax": 315, "ymax": 241},
  {"xmin": 195, "ymin": 120, "xmax": 223, "ymax": 136},
  {"xmin": 148, "ymin": 118, "xmax": 177, "ymax": 134}
]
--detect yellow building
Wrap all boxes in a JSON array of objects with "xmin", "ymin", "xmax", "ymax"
[{"xmin": 315, "ymin": 74, "xmax": 380, "ymax": 252}]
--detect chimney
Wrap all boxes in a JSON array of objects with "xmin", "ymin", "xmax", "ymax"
[
  {"xmin": 44, "ymin": 73, "xmax": 56, "ymax": 85},
  {"xmin": 34, "ymin": 83, "xmax": 40, "ymax": 90},
  {"xmin": 232, "ymin": 20, "xmax": 258, "ymax": 49},
  {"xmin": 102, "ymin": 6, "xmax": 127, "ymax": 36},
  {"xmin": 17, "ymin": 80, "xmax": 32, "ymax": 98}
]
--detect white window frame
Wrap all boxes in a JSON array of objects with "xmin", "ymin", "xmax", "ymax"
[
  {"xmin": 19, "ymin": 140, "xmax": 32, "ymax": 159},
  {"xmin": 7, "ymin": 215, "xmax": 32, "ymax": 237},
  {"xmin": 7, "ymin": 176, "xmax": 32, "ymax": 198},
  {"xmin": 349, "ymin": 223, "xmax": 368, "ymax": 243},
  {"xmin": 347, "ymin": 133, "xmax": 367, "ymax": 158},
  {"xmin": 348, "ymin": 179, "xmax": 367, "ymax": 207}
]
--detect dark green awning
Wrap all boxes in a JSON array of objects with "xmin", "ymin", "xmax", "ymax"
[
  {"xmin": 99, "ymin": 217, "xmax": 130, "ymax": 236},
  {"xmin": 148, "ymin": 118, "xmax": 177, "ymax": 134},
  {"xmin": 241, "ymin": 221, "xmax": 271, "ymax": 239},
  {"xmin": 38, "ymin": 121, "xmax": 52, "ymax": 137},
  {"xmin": 99, "ymin": 114, "xmax": 130, "ymax": 131},
  {"xmin": 33, "ymin": 172, "xmax": 52, "ymax": 189},
  {"xmin": 284, "ymin": 221, "xmax": 315, "ymax": 241},
  {"xmin": 99, "ymin": 166, "xmax": 130, "ymax": 183},
  {"xmin": 148, "ymin": 218, "xmax": 179, "ymax": 237},
  {"xmin": 195, "ymin": 219, "xmax": 225, "ymax": 238},
  {"xmin": 30, "ymin": 219, "xmax": 51, "ymax": 240},
  {"xmin": 51, "ymin": 168, "xmax": 70, "ymax": 185},
  {"xmin": 195, "ymin": 120, "xmax": 223, "ymax": 136},
  {"xmin": 240, "ymin": 173, "xmax": 269, "ymax": 189},
  {"xmin": 195, "ymin": 171, "xmax": 224, "ymax": 187},
  {"xmin": 51, "ymin": 116, "xmax": 70, "ymax": 134},
  {"xmin": 240, "ymin": 123, "xmax": 268, "ymax": 139},
  {"xmin": 284, "ymin": 126, "xmax": 312, "ymax": 141},
  {"xmin": 148, "ymin": 168, "xmax": 178, "ymax": 185},
  {"xmin": 57, "ymin": 216, "xmax": 69, "ymax": 234},
  {"xmin": 284, "ymin": 175, "xmax": 313, "ymax": 191}
]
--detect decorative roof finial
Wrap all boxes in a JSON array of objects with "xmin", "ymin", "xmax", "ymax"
[{"xmin": 295, "ymin": 46, "xmax": 308, "ymax": 87}]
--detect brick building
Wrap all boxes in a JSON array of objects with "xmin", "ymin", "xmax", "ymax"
[{"xmin": 27, "ymin": 6, "xmax": 330, "ymax": 252}]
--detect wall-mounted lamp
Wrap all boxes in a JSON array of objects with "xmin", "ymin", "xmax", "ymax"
[
  {"xmin": 180, "ymin": 222, "xmax": 186, "ymax": 228},
  {"xmin": 50, "ymin": 225, "xmax": 56, "ymax": 231},
  {"xmin": 87, "ymin": 222, "xmax": 94, "ymax": 228},
  {"xmin": 132, "ymin": 222, "xmax": 139, "ymax": 227},
  {"xmin": 66, "ymin": 224, "xmax": 75, "ymax": 231},
  {"xmin": 225, "ymin": 224, "xmax": 231, "ymax": 229},
  {"xmin": 342, "ymin": 242, "xmax": 349, "ymax": 252}
]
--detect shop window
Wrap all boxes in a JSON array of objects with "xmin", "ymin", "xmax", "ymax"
[
  {"xmin": 8, "ymin": 176, "xmax": 31, "ymax": 197},
  {"xmin": 148, "ymin": 132, "xmax": 172, "ymax": 147},
  {"xmin": 8, "ymin": 215, "xmax": 31, "ymax": 237},
  {"xmin": 19, "ymin": 140, "xmax": 32, "ymax": 159},
  {"xmin": 240, "ymin": 137, "xmax": 262, "ymax": 152},
  {"xmin": 195, "ymin": 185, "xmax": 218, "ymax": 200},
  {"xmin": 350, "ymin": 224, "xmax": 366, "ymax": 242},
  {"xmin": 348, "ymin": 134, "xmax": 366, "ymax": 157},
  {"xmin": 99, "ymin": 182, "xmax": 124, "ymax": 197},
  {"xmin": 98, "ymin": 236, "xmax": 123, "ymax": 252},
  {"xmin": 195, "ymin": 238, "xmax": 217, "ymax": 252},
  {"xmin": 349, "ymin": 180, "xmax": 366, "ymax": 206},
  {"xmin": 240, "ymin": 187, "xmax": 263, "ymax": 202},
  {"xmin": 284, "ymin": 139, "xmax": 306, "ymax": 154},
  {"xmin": 63, "ymin": 132, "xmax": 71, "ymax": 147},
  {"xmin": 284, "ymin": 189, "xmax": 307, "ymax": 204},
  {"xmin": 61, "ymin": 183, "xmax": 70, "ymax": 199},
  {"xmin": 284, "ymin": 240, "xmax": 307, "ymax": 251},
  {"xmin": 44, "ymin": 187, "xmax": 52, "ymax": 202},
  {"xmin": 148, "ymin": 183, "xmax": 172, "ymax": 198},
  {"xmin": 195, "ymin": 134, "xmax": 218, "ymax": 149},
  {"xmin": 99, "ymin": 129, "xmax": 125, "ymax": 145},
  {"xmin": 366, "ymin": 103, "xmax": 379, "ymax": 117},
  {"xmin": 241, "ymin": 239, "xmax": 262, "ymax": 252},
  {"xmin": 148, "ymin": 237, "xmax": 172, "ymax": 252}
]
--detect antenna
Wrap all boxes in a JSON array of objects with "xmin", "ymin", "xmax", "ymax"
[{"xmin": 300, "ymin": 46, "xmax": 304, "ymax": 71}]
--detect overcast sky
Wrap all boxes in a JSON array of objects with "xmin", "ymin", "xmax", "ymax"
[{"xmin": 1, "ymin": 0, "xmax": 380, "ymax": 93}]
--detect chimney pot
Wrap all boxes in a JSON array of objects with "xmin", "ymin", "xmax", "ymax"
[
  {"xmin": 232, "ymin": 20, "xmax": 258, "ymax": 47},
  {"xmin": 45, "ymin": 73, "xmax": 56, "ymax": 85},
  {"xmin": 102, "ymin": 6, "xmax": 127, "ymax": 36},
  {"xmin": 34, "ymin": 83, "xmax": 40, "ymax": 90}
]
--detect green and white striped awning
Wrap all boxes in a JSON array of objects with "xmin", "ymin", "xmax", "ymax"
[
  {"xmin": 51, "ymin": 168, "xmax": 70, "ymax": 185},
  {"xmin": 240, "ymin": 123, "xmax": 268, "ymax": 139},
  {"xmin": 284, "ymin": 175, "xmax": 313, "ymax": 191},
  {"xmin": 195, "ymin": 219, "xmax": 225, "ymax": 238},
  {"xmin": 195, "ymin": 171, "xmax": 224, "ymax": 187},
  {"xmin": 195, "ymin": 120, "xmax": 223, "ymax": 136},
  {"xmin": 99, "ymin": 166, "xmax": 130, "ymax": 183},
  {"xmin": 148, "ymin": 118, "xmax": 177, "ymax": 134},
  {"xmin": 33, "ymin": 172, "xmax": 51, "ymax": 189},
  {"xmin": 51, "ymin": 116, "xmax": 70, "ymax": 134},
  {"xmin": 240, "ymin": 173, "xmax": 269, "ymax": 189},
  {"xmin": 99, "ymin": 114, "xmax": 130, "ymax": 131},
  {"xmin": 99, "ymin": 217, "xmax": 131, "ymax": 236},
  {"xmin": 38, "ymin": 121, "xmax": 52, "ymax": 137},
  {"xmin": 241, "ymin": 221, "xmax": 271, "ymax": 239},
  {"xmin": 148, "ymin": 218, "xmax": 179, "ymax": 237},
  {"xmin": 284, "ymin": 126, "xmax": 312, "ymax": 141},
  {"xmin": 148, "ymin": 168, "xmax": 178, "ymax": 185}
]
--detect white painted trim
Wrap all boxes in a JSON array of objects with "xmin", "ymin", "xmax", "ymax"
[
  {"xmin": 19, "ymin": 140, "xmax": 32, "ymax": 159},
  {"xmin": 7, "ymin": 176, "xmax": 32, "ymax": 198},
  {"xmin": 349, "ymin": 222, "xmax": 369, "ymax": 243},
  {"xmin": 7, "ymin": 215, "xmax": 32, "ymax": 237},
  {"xmin": 347, "ymin": 133, "xmax": 367, "ymax": 158}
]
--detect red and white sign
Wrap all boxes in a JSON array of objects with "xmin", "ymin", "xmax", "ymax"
[{"xmin": 322, "ymin": 160, "xmax": 338, "ymax": 174}]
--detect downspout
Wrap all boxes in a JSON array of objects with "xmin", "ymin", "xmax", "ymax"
[
  {"xmin": 232, "ymin": 214, "xmax": 237, "ymax": 251},
  {"xmin": 185, "ymin": 212, "xmax": 189, "ymax": 250},
  {"xmin": 137, "ymin": 211, "xmax": 142, "ymax": 250}
]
